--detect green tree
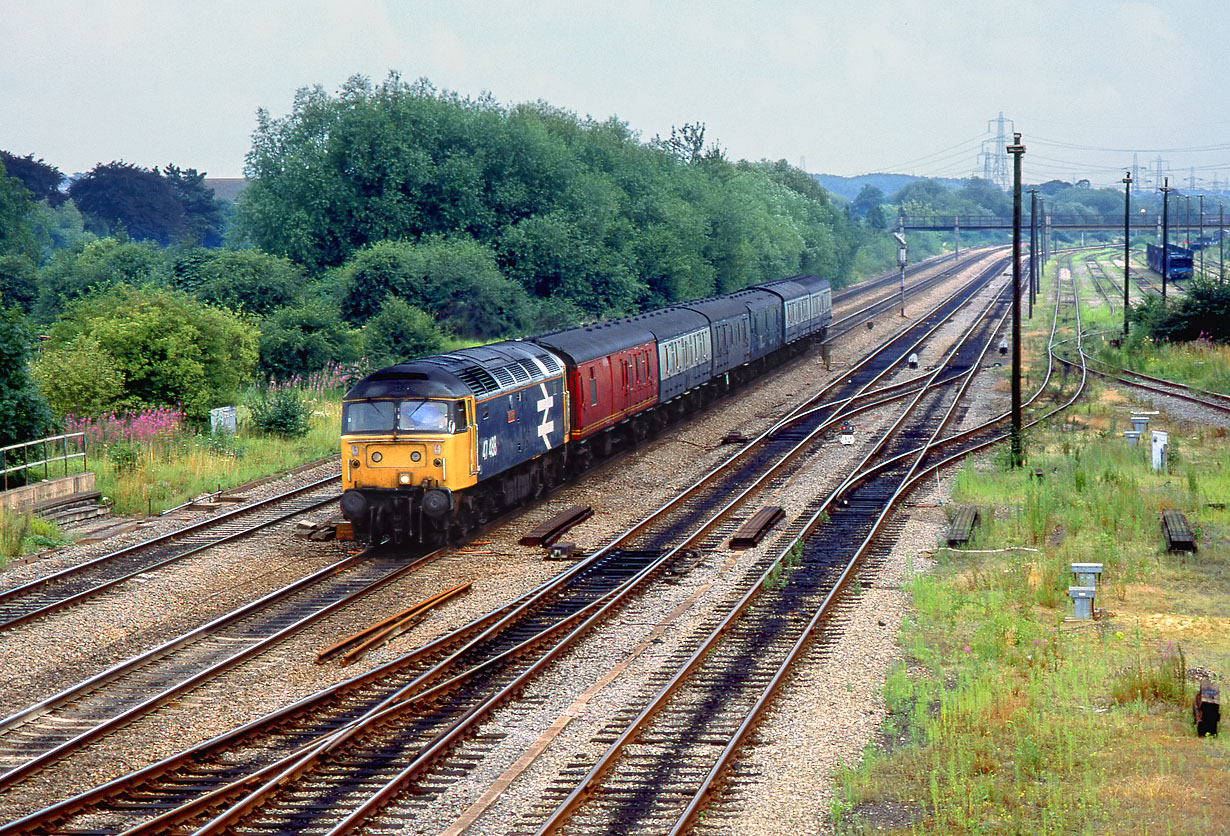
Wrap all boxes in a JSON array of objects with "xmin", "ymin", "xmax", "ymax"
[
  {"xmin": 236, "ymin": 74, "xmax": 856, "ymax": 308},
  {"xmin": 850, "ymin": 185, "xmax": 885, "ymax": 218},
  {"xmin": 44, "ymin": 286, "xmax": 258, "ymax": 421},
  {"xmin": 0, "ymin": 152, "xmax": 65, "ymax": 205},
  {"xmin": 31, "ymin": 334, "xmax": 125, "ymax": 417},
  {"xmin": 27, "ymin": 200, "xmax": 93, "ymax": 259},
  {"xmin": 69, "ymin": 162, "xmax": 189, "ymax": 245},
  {"xmin": 0, "ymin": 254, "xmax": 38, "ymax": 311},
  {"xmin": 0, "ymin": 161, "xmax": 38, "ymax": 263},
  {"xmin": 0, "ymin": 306, "xmax": 55, "ymax": 447},
  {"xmin": 363, "ymin": 296, "xmax": 447, "ymax": 367},
  {"xmin": 409, "ymin": 236, "xmax": 534, "ymax": 337},
  {"xmin": 162, "ymin": 164, "xmax": 226, "ymax": 247},
  {"xmin": 1136, "ymin": 278, "xmax": 1230, "ymax": 343},
  {"xmin": 193, "ymin": 249, "xmax": 304, "ymax": 315},
  {"xmin": 340, "ymin": 237, "xmax": 532, "ymax": 337},
  {"xmin": 36, "ymin": 238, "xmax": 171, "ymax": 322},
  {"xmin": 258, "ymin": 299, "xmax": 362, "ymax": 380},
  {"xmin": 338, "ymin": 239, "xmax": 420, "ymax": 324}
]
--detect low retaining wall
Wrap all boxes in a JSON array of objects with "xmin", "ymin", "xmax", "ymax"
[{"xmin": 0, "ymin": 472, "xmax": 96, "ymax": 513}]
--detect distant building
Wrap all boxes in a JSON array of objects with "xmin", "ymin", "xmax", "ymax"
[{"xmin": 204, "ymin": 178, "xmax": 249, "ymax": 202}]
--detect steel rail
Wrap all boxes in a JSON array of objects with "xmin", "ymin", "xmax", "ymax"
[
  {"xmin": 160, "ymin": 264, "xmax": 1012, "ymax": 835},
  {"xmin": 0, "ymin": 545, "xmax": 444, "ymax": 794},
  {"xmin": 0, "ymin": 473, "xmax": 341, "ymax": 629},
  {"xmin": 662, "ymin": 247, "xmax": 1089, "ymax": 836},
  {"xmin": 826, "ymin": 248, "xmax": 1005, "ymax": 342},
  {"xmin": 4, "ymin": 264, "xmax": 1009, "ymax": 836},
  {"xmin": 533, "ymin": 267, "xmax": 1015, "ymax": 836}
]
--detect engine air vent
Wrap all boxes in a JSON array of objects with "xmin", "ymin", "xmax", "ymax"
[{"xmin": 456, "ymin": 366, "xmax": 500, "ymax": 395}]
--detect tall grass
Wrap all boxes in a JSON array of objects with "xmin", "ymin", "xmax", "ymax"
[
  {"xmin": 0, "ymin": 509, "xmax": 74, "ymax": 560},
  {"xmin": 60, "ymin": 377, "xmax": 345, "ymax": 517},
  {"xmin": 87, "ymin": 399, "xmax": 341, "ymax": 515},
  {"xmin": 1111, "ymin": 338, "xmax": 1230, "ymax": 394},
  {"xmin": 831, "ymin": 402, "xmax": 1230, "ymax": 834}
]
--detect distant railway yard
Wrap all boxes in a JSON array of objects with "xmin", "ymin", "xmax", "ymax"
[{"xmin": 1, "ymin": 246, "xmax": 1227, "ymax": 835}]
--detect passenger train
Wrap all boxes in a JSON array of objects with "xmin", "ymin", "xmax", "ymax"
[{"xmin": 339, "ymin": 275, "xmax": 833, "ymax": 544}]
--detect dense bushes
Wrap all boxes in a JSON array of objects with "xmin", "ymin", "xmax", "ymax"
[
  {"xmin": 1130, "ymin": 278, "xmax": 1230, "ymax": 344},
  {"xmin": 236, "ymin": 75, "xmax": 855, "ymax": 322},
  {"xmin": 36, "ymin": 286, "xmax": 258, "ymax": 422}
]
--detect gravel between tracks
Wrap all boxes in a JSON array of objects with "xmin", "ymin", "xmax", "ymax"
[{"xmin": 1, "ymin": 251, "xmax": 1023, "ymax": 830}]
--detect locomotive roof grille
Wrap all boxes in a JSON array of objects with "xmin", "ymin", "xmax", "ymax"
[
  {"xmin": 508, "ymin": 362, "xmax": 531, "ymax": 384},
  {"xmin": 456, "ymin": 366, "xmax": 501, "ymax": 395},
  {"xmin": 490, "ymin": 365, "xmax": 517, "ymax": 388}
]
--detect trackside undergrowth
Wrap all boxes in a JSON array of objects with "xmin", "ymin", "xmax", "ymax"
[{"xmin": 829, "ymin": 253, "xmax": 1230, "ymax": 834}]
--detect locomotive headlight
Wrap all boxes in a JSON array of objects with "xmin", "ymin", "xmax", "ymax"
[
  {"xmin": 370, "ymin": 451, "xmax": 383, "ymax": 462},
  {"xmin": 410, "ymin": 451, "xmax": 422, "ymax": 462},
  {"xmin": 350, "ymin": 459, "xmax": 361, "ymax": 469},
  {"xmin": 398, "ymin": 473, "xmax": 412, "ymax": 485}
]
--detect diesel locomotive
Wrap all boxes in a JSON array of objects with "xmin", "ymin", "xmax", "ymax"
[
  {"xmin": 339, "ymin": 275, "xmax": 832, "ymax": 544},
  {"xmin": 1146, "ymin": 242, "xmax": 1194, "ymax": 281}
]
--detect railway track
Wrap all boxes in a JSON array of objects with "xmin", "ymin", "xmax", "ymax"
[
  {"xmin": 1084, "ymin": 254, "xmax": 1121, "ymax": 311},
  {"xmin": 826, "ymin": 248, "xmax": 1005, "ymax": 342},
  {"xmin": 1071, "ymin": 344, "xmax": 1230, "ymax": 416},
  {"xmin": 0, "ymin": 544, "xmax": 447, "ymax": 795},
  {"xmin": 529, "ymin": 244, "xmax": 1089, "ymax": 836},
  {"xmin": 0, "ymin": 474, "xmax": 341, "ymax": 629},
  {"xmin": 1, "ymin": 262, "xmax": 1013, "ymax": 835}
]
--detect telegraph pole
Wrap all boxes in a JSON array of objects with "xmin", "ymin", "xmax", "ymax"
[
  {"xmin": 1122, "ymin": 171, "xmax": 1132, "ymax": 335},
  {"xmin": 1221, "ymin": 202, "xmax": 1225, "ymax": 286},
  {"xmin": 1008, "ymin": 133, "xmax": 1025, "ymax": 469},
  {"xmin": 1028, "ymin": 189, "xmax": 1038, "ymax": 318},
  {"xmin": 894, "ymin": 220, "xmax": 907, "ymax": 317},
  {"xmin": 1161, "ymin": 178, "xmax": 1171, "ymax": 302},
  {"xmin": 1199, "ymin": 195, "xmax": 1204, "ymax": 278}
]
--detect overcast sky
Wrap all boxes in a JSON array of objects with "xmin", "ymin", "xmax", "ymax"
[{"xmin": 3, "ymin": 0, "xmax": 1228, "ymax": 190}]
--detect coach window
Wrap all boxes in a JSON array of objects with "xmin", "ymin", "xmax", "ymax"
[{"xmin": 589, "ymin": 367, "xmax": 598, "ymax": 406}]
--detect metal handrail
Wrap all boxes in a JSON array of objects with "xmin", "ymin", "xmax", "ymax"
[{"xmin": 1, "ymin": 432, "xmax": 87, "ymax": 492}]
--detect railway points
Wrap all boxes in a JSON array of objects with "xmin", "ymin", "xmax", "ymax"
[{"xmin": 11, "ymin": 244, "xmax": 1224, "ymax": 835}]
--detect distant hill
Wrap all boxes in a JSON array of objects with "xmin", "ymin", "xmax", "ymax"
[{"xmin": 814, "ymin": 173, "xmax": 966, "ymax": 202}]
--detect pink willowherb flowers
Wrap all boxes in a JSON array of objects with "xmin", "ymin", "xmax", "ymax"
[{"xmin": 66, "ymin": 406, "xmax": 184, "ymax": 448}]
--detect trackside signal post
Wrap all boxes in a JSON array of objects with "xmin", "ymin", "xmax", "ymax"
[
  {"xmin": 1028, "ymin": 190, "xmax": 1038, "ymax": 319},
  {"xmin": 1008, "ymin": 133, "xmax": 1025, "ymax": 469}
]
